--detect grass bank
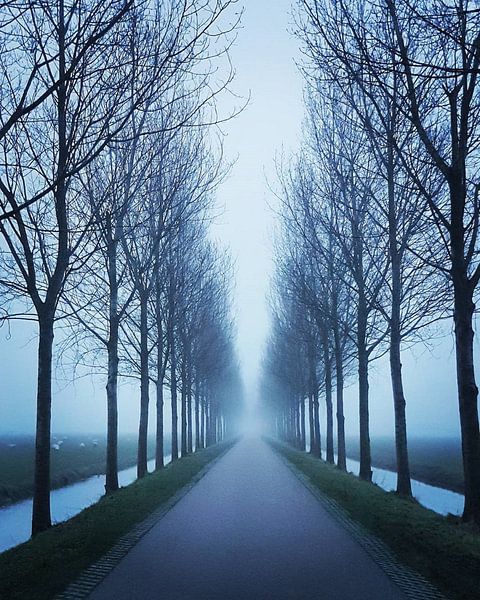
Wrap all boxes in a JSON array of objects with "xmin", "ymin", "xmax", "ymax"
[
  {"xmin": 0, "ymin": 434, "xmax": 166, "ymax": 506},
  {"xmin": 346, "ymin": 436, "xmax": 464, "ymax": 494},
  {"xmin": 273, "ymin": 441, "xmax": 480, "ymax": 600},
  {"xmin": 0, "ymin": 441, "xmax": 232, "ymax": 600}
]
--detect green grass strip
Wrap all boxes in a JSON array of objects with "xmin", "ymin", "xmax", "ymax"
[
  {"xmin": 0, "ymin": 442, "xmax": 233, "ymax": 600},
  {"xmin": 272, "ymin": 441, "xmax": 480, "ymax": 600}
]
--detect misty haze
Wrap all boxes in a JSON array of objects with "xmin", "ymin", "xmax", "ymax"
[{"xmin": 0, "ymin": 1, "xmax": 479, "ymax": 599}]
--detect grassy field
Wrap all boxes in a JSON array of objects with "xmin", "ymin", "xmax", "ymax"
[
  {"xmin": 346, "ymin": 436, "xmax": 464, "ymax": 493},
  {"xmin": 0, "ymin": 441, "xmax": 232, "ymax": 600},
  {"xmin": 0, "ymin": 434, "xmax": 166, "ymax": 506},
  {"xmin": 274, "ymin": 441, "xmax": 479, "ymax": 600}
]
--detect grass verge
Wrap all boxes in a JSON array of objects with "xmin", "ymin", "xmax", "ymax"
[
  {"xmin": 272, "ymin": 440, "xmax": 480, "ymax": 600},
  {"xmin": 0, "ymin": 441, "xmax": 233, "ymax": 600}
]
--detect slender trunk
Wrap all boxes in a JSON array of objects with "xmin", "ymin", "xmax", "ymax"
[
  {"xmin": 194, "ymin": 373, "xmax": 200, "ymax": 451},
  {"xmin": 295, "ymin": 401, "xmax": 300, "ymax": 447},
  {"xmin": 323, "ymin": 333, "xmax": 334, "ymax": 463},
  {"xmin": 155, "ymin": 379, "xmax": 164, "ymax": 469},
  {"xmin": 313, "ymin": 389, "xmax": 321, "ymax": 459},
  {"xmin": 333, "ymin": 325, "xmax": 346, "ymax": 471},
  {"xmin": 105, "ymin": 317, "xmax": 119, "ymax": 491},
  {"xmin": 187, "ymin": 363, "xmax": 193, "ymax": 454},
  {"xmin": 453, "ymin": 274, "xmax": 480, "ymax": 524},
  {"xmin": 205, "ymin": 397, "xmax": 210, "ymax": 447},
  {"xmin": 300, "ymin": 396, "xmax": 306, "ymax": 451},
  {"xmin": 308, "ymin": 345, "xmax": 320, "ymax": 457},
  {"xmin": 308, "ymin": 394, "xmax": 314, "ymax": 453},
  {"xmin": 32, "ymin": 311, "xmax": 55, "ymax": 535},
  {"xmin": 170, "ymin": 330, "xmax": 178, "ymax": 461},
  {"xmin": 390, "ymin": 327, "xmax": 411, "ymax": 495},
  {"xmin": 386, "ymin": 107, "xmax": 412, "ymax": 496},
  {"xmin": 137, "ymin": 292, "xmax": 149, "ymax": 479},
  {"xmin": 448, "ymin": 173, "xmax": 480, "ymax": 525},
  {"xmin": 290, "ymin": 404, "xmax": 295, "ymax": 444},
  {"xmin": 180, "ymin": 358, "xmax": 187, "ymax": 457},
  {"xmin": 200, "ymin": 390, "xmax": 205, "ymax": 449},
  {"xmin": 154, "ymin": 254, "xmax": 164, "ymax": 470},
  {"xmin": 358, "ymin": 333, "xmax": 371, "ymax": 481},
  {"xmin": 105, "ymin": 233, "xmax": 119, "ymax": 493},
  {"xmin": 389, "ymin": 242, "xmax": 411, "ymax": 495},
  {"xmin": 155, "ymin": 321, "xmax": 164, "ymax": 470}
]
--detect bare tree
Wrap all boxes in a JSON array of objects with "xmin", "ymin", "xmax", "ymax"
[
  {"xmin": 0, "ymin": 0, "xmax": 241, "ymax": 534},
  {"xmin": 296, "ymin": 0, "xmax": 480, "ymax": 522}
]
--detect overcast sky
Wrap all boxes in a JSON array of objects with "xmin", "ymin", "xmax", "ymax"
[{"xmin": 0, "ymin": 0, "xmax": 466, "ymax": 440}]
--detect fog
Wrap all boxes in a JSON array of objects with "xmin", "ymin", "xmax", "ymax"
[{"xmin": 0, "ymin": 0, "xmax": 465, "ymax": 440}]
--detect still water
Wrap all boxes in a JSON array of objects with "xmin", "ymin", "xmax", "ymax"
[
  {"xmin": 0, "ymin": 455, "xmax": 171, "ymax": 553},
  {"xmin": 343, "ymin": 455, "xmax": 464, "ymax": 516}
]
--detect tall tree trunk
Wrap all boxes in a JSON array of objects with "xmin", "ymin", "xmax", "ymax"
[
  {"xmin": 155, "ymin": 322, "xmax": 164, "ymax": 470},
  {"xmin": 300, "ymin": 396, "xmax": 306, "ymax": 451},
  {"xmin": 358, "ymin": 342, "xmax": 371, "ymax": 480},
  {"xmin": 105, "ymin": 317, "xmax": 119, "ymax": 492},
  {"xmin": 155, "ymin": 378, "xmax": 164, "ymax": 470},
  {"xmin": 200, "ymin": 391, "xmax": 205, "ymax": 449},
  {"xmin": 180, "ymin": 356, "xmax": 187, "ymax": 456},
  {"xmin": 105, "ymin": 233, "xmax": 119, "ymax": 493},
  {"xmin": 194, "ymin": 374, "xmax": 200, "ymax": 451},
  {"xmin": 448, "ymin": 173, "xmax": 480, "ymax": 525},
  {"xmin": 170, "ymin": 330, "xmax": 178, "ymax": 461},
  {"xmin": 187, "ymin": 362, "xmax": 193, "ymax": 453},
  {"xmin": 453, "ymin": 274, "xmax": 480, "ymax": 524},
  {"xmin": 333, "ymin": 325, "xmax": 346, "ymax": 471},
  {"xmin": 357, "ymin": 287, "xmax": 372, "ymax": 481},
  {"xmin": 205, "ymin": 399, "xmax": 211, "ymax": 446},
  {"xmin": 137, "ymin": 292, "xmax": 149, "ymax": 478},
  {"xmin": 295, "ymin": 401, "xmax": 300, "ymax": 447},
  {"xmin": 313, "ymin": 388, "xmax": 321, "ymax": 459},
  {"xmin": 385, "ymin": 107, "xmax": 412, "ymax": 496},
  {"xmin": 390, "ymin": 326, "xmax": 411, "ymax": 495},
  {"xmin": 308, "ymin": 394, "xmax": 314, "ymax": 453},
  {"xmin": 323, "ymin": 333, "xmax": 334, "ymax": 463},
  {"xmin": 32, "ymin": 310, "xmax": 55, "ymax": 535}
]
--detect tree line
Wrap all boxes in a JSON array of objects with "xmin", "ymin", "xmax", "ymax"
[
  {"xmin": 0, "ymin": 0, "xmax": 243, "ymax": 536},
  {"xmin": 261, "ymin": 0, "xmax": 480, "ymax": 527}
]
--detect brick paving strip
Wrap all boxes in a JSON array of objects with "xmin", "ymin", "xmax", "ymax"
[
  {"xmin": 54, "ymin": 445, "xmax": 234, "ymax": 600},
  {"xmin": 275, "ymin": 448, "xmax": 448, "ymax": 600}
]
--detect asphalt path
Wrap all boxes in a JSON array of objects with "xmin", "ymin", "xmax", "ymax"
[{"xmin": 88, "ymin": 437, "xmax": 406, "ymax": 600}]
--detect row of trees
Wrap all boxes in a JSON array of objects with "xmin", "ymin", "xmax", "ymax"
[
  {"xmin": 0, "ymin": 0, "xmax": 243, "ymax": 535},
  {"xmin": 262, "ymin": 0, "xmax": 480, "ymax": 526}
]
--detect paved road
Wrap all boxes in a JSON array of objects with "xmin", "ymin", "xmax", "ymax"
[{"xmin": 89, "ymin": 437, "xmax": 406, "ymax": 600}]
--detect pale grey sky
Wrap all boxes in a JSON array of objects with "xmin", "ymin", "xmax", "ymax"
[
  {"xmin": 0, "ymin": 0, "xmax": 465, "ymax": 440},
  {"xmin": 211, "ymin": 0, "xmax": 304, "ymax": 405}
]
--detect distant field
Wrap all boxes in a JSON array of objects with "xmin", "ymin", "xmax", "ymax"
[
  {"xmin": 0, "ymin": 434, "xmax": 165, "ymax": 507},
  {"xmin": 346, "ymin": 437, "xmax": 464, "ymax": 493}
]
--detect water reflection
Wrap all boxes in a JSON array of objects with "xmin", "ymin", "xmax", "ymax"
[
  {"xmin": 342, "ymin": 455, "xmax": 464, "ymax": 516},
  {"xmin": 0, "ymin": 455, "xmax": 171, "ymax": 553}
]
